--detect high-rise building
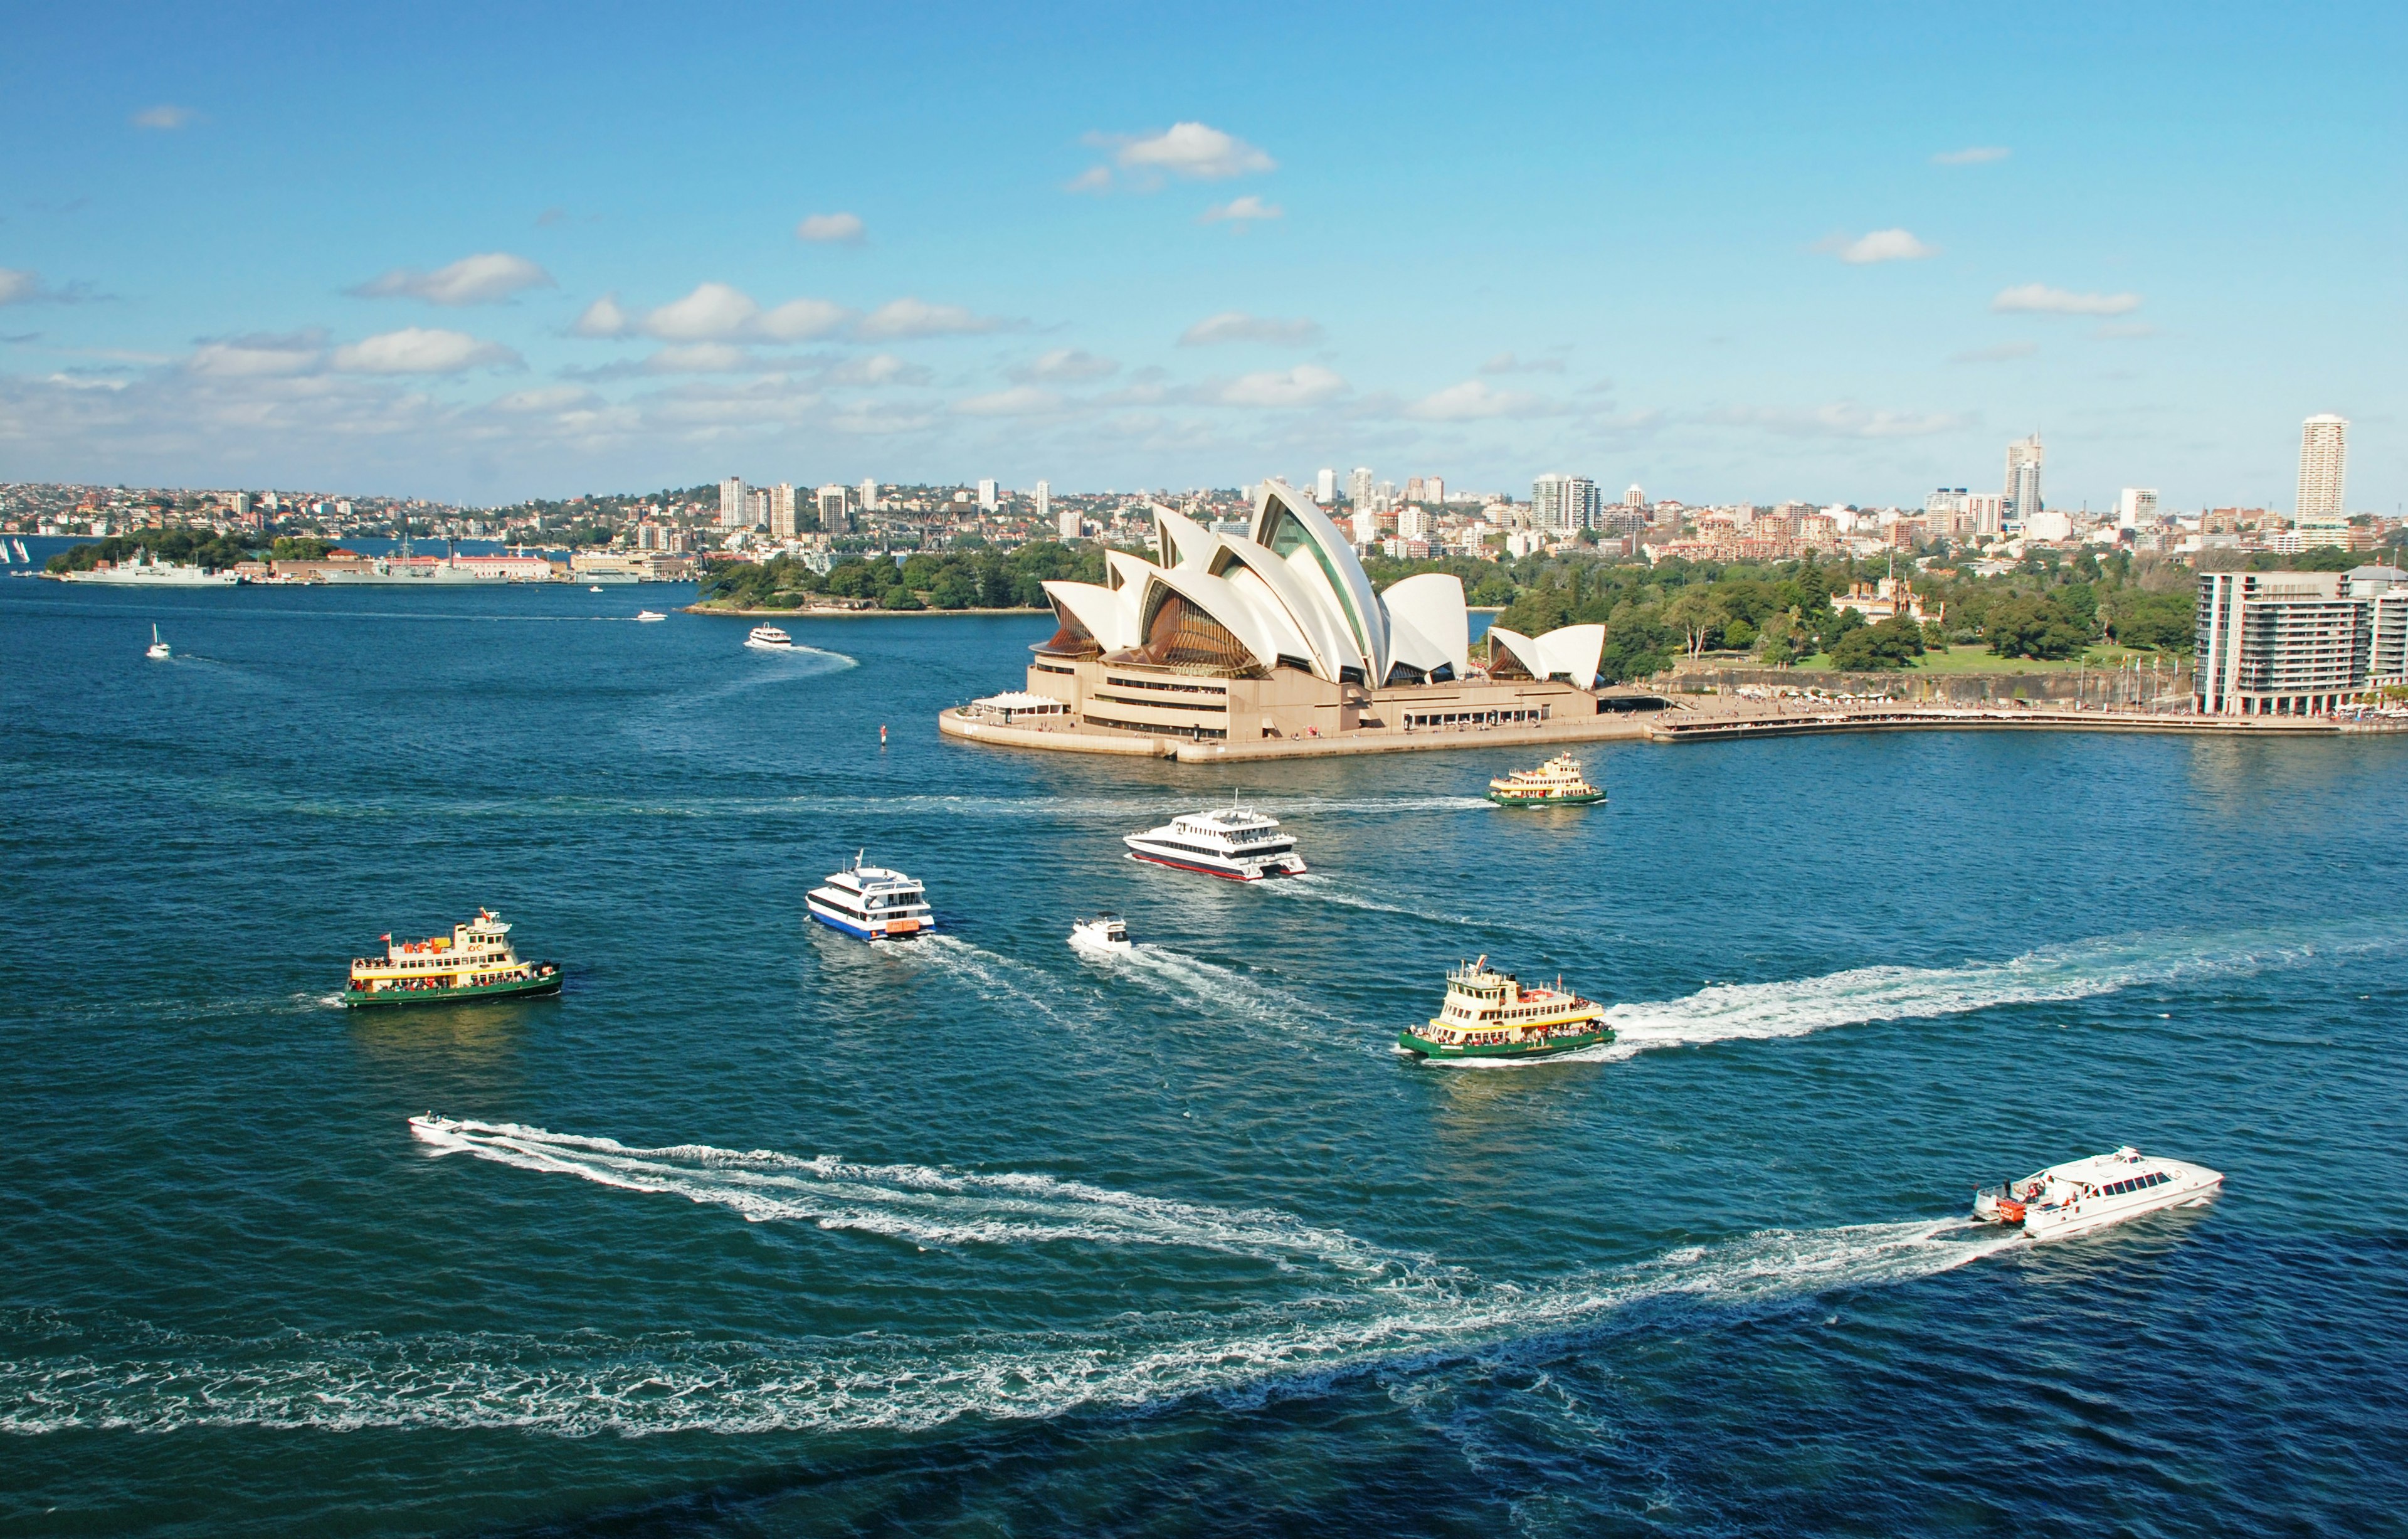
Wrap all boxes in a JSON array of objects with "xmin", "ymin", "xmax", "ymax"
[
  {"xmin": 859, "ymin": 479, "xmax": 880, "ymax": 514},
  {"xmin": 2117, "ymin": 488, "xmax": 2159, "ymax": 529},
  {"xmin": 816, "ymin": 484, "xmax": 852, "ymax": 534},
  {"xmin": 2196, "ymin": 566, "xmax": 2408, "ymax": 715},
  {"xmin": 718, "ymin": 476, "xmax": 748, "ymax": 530},
  {"xmin": 1531, "ymin": 473, "xmax": 1600, "ymax": 532},
  {"xmin": 1403, "ymin": 476, "xmax": 1425, "ymax": 504},
  {"xmin": 1397, "ymin": 505, "xmax": 1431, "ymax": 540},
  {"xmin": 769, "ymin": 483, "xmax": 798, "ymax": 539},
  {"xmin": 1348, "ymin": 467, "xmax": 1373, "ymax": 508},
  {"xmin": 1349, "ymin": 505, "xmax": 1380, "ymax": 546},
  {"xmin": 1624, "ymin": 485, "xmax": 1645, "ymax": 510},
  {"xmin": 1316, "ymin": 468, "xmax": 1336, "ymax": 503},
  {"xmin": 1425, "ymin": 476, "xmax": 1445, "ymax": 506},
  {"xmin": 2003, "ymin": 435, "xmax": 2044, "ymax": 527},
  {"xmin": 978, "ymin": 479, "xmax": 999, "ymax": 512},
  {"xmin": 2298, "ymin": 414, "xmax": 2349, "ymax": 519}
]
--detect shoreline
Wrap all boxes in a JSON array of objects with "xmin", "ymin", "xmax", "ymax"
[{"xmin": 684, "ymin": 603, "xmax": 1048, "ymax": 618}]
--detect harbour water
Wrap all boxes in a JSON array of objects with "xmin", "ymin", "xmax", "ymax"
[{"xmin": 4, "ymin": 579, "xmax": 2405, "ymax": 1535}]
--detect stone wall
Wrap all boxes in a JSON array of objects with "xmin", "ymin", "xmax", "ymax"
[{"xmin": 1650, "ymin": 659, "xmax": 2194, "ymax": 707}]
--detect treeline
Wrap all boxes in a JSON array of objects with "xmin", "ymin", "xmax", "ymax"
[
  {"xmin": 701, "ymin": 541, "xmax": 1108, "ymax": 611},
  {"xmin": 45, "ymin": 532, "xmax": 340, "ymax": 573}
]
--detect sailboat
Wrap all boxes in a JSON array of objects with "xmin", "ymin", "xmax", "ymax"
[
  {"xmin": 146, "ymin": 624, "xmax": 172, "ymax": 660},
  {"xmin": 11, "ymin": 539, "xmax": 27, "ymax": 562}
]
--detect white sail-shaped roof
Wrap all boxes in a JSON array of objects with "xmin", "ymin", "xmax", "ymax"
[
  {"xmin": 1250, "ymin": 480, "xmax": 1388, "ymax": 682},
  {"xmin": 1153, "ymin": 505, "xmax": 1219, "ymax": 570},
  {"xmin": 1487, "ymin": 623, "xmax": 1606, "ymax": 689},
  {"xmin": 1134, "ymin": 565, "xmax": 1287, "ymax": 672},
  {"xmin": 1040, "ymin": 579, "xmax": 1139, "ymax": 652},
  {"xmin": 1206, "ymin": 536, "xmax": 1362, "ymax": 682},
  {"xmin": 1380, "ymin": 573, "xmax": 1470, "ymax": 680}
]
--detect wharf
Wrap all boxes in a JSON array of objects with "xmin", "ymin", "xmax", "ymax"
[{"xmin": 1645, "ymin": 701, "xmax": 2401, "ymax": 742}]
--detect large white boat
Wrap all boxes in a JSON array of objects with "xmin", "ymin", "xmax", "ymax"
[
  {"xmin": 1124, "ymin": 804, "xmax": 1306, "ymax": 881},
  {"xmin": 807, "ymin": 854, "xmax": 933, "ymax": 941},
  {"xmin": 746, "ymin": 625, "xmax": 794, "ymax": 650},
  {"xmin": 1973, "ymin": 1146, "xmax": 2223, "ymax": 1242},
  {"xmin": 61, "ymin": 549, "xmax": 237, "ymax": 586}
]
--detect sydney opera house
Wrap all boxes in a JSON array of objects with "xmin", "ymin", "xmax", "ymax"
[{"xmin": 939, "ymin": 479, "xmax": 1656, "ymax": 760}]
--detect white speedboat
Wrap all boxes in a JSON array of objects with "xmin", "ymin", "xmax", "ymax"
[
  {"xmin": 588, "ymin": 584, "xmax": 604, "ymax": 593},
  {"xmin": 1069, "ymin": 914, "xmax": 1131, "ymax": 953},
  {"xmin": 145, "ymin": 624, "xmax": 172, "ymax": 660},
  {"xmin": 1973, "ymin": 1146, "xmax": 2223, "ymax": 1242},
  {"xmin": 807, "ymin": 854, "xmax": 932, "ymax": 941},
  {"xmin": 635, "ymin": 610, "xmax": 667, "ymax": 622},
  {"xmin": 746, "ymin": 625, "xmax": 794, "ymax": 650},
  {"xmin": 1124, "ymin": 803, "xmax": 1306, "ymax": 881}
]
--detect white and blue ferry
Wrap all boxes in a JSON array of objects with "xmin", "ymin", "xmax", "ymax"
[{"xmin": 807, "ymin": 854, "xmax": 934, "ymax": 940}]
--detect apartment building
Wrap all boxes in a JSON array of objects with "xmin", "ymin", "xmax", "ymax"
[{"xmin": 2195, "ymin": 566, "xmax": 2408, "ymax": 716}]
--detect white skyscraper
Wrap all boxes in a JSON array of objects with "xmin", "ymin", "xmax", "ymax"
[
  {"xmin": 816, "ymin": 484, "xmax": 852, "ymax": 534},
  {"xmin": 1624, "ymin": 485, "xmax": 1645, "ymax": 509},
  {"xmin": 2116, "ymin": 488, "xmax": 2159, "ymax": 529},
  {"xmin": 1425, "ymin": 476, "xmax": 1445, "ymax": 507},
  {"xmin": 2297, "ymin": 414, "xmax": 2348, "ymax": 519},
  {"xmin": 768, "ymin": 483, "xmax": 797, "ymax": 539},
  {"xmin": 1531, "ymin": 473, "xmax": 1599, "ymax": 532},
  {"xmin": 977, "ymin": 479, "xmax": 999, "ymax": 511},
  {"xmin": 717, "ymin": 476, "xmax": 747, "ymax": 530},
  {"xmin": 858, "ymin": 478, "xmax": 880, "ymax": 514},
  {"xmin": 1348, "ymin": 467, "xmax": 1373, "ymax": 508},
  {"xmin": 2004, "ymin": 435, "xmax": 2044, "ymax": 527},
  {"xmin": 1397, "ymin": 505, "xmax": 1430, "ymax": 540},
  {"xmin": 1316, "ymin": 468, "xmax": 1336, "ymax": 503}
]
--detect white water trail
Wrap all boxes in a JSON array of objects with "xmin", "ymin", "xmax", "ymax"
[
  {"xmin": 1259, "ymin": 873, "xmax": 1543, "ymax": 934},
  {"xmin": 408, "ymin": 1118, "xmax": 1390, "ymax": 1269},
  {"xmin": 887, "ymin": 933, "xmax": 1088, "ymax": 1026},
  {"xmin": 1099, "ymin": 944, "xmax": 1326, "ymax": 1032},
  {"xmin": 1, "ymin": 1215, "xmax": 2019, "ymax": 1437}
]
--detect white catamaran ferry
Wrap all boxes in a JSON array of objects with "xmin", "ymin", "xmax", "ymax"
[
  {"xmin": 746, "ymin": 625, "xmax": 794, "ymax": 650},
  {"xmin": 1973, "ymin": 1146, "xmax": 2224, "ymax": 1242},
  {"xmin": 1124, "ymin": 804, "xmax": 1306, "ymax": 881},
  {"xmin": 808, "ymin": 854, "xmax": 934, "ymax": 940}
]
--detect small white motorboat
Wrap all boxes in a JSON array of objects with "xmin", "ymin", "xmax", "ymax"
[
  {"xmin": 145, "ymin": 624, "xmax": 172, "ymax": 660},
  {"xmin": 746, "ymin": 625, "xmax": 794, "ymax": 650},
  {"xmin": 1069, "ymin": 914, "xmax": 1132, "ymax": 953},
  {"xmin": 635, "ymin": 610, "xmax": 667, "ymax": 622},
  {"xmin": 1973, "ymin": 1146, "xmax": 2223, "ymax": 1242},
  {"xmin": 588, "ymin": 584, "xmax": 605, "ymax": 593}
]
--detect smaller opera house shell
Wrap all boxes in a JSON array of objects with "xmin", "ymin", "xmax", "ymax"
[{"xmin": 945, "ymin": 480, "xmax": 1622, "ymax": 755}]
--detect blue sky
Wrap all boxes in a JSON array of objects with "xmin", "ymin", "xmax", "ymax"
[{"xmin": 2, "ymin": 2, "xmax": 2399, "ymax": 510}]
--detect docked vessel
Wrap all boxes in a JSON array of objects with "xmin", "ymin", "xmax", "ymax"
[
  {"xmin": 808, "ymin": 854, "xmax": 933, "ymax": 940},
  {"xmin": 342, "ymin": 908, "xmax": 562, "ymax": 1007},
  {"xmin": 145, "ymin": 624, "xmax": 171, "ymax": 660},
  {"xmin": 1487, "ymin": 753, "xmax": 1605, "ymax": 807},
  {"xmin": 1069, "ymin": 914, "xmax": 1132, "ymax": 953},
  {"xmin": 61, "ymin": 549, "xmax": 238, "ymax": 586},
  {"xmin": 1397, "ymin": 956, "xmax": 1612, "ymax": 1062},
  {"xmin": 1124, "ymin": 804, "xmax": 1306, "ymax": 881},
  {"xmin": 746, "ymin": 625, "xmax": 794, "ymax": 650},
  {"xmin": 1973, "ymin": 1146, "xmax": 2223, "ymax": 1242}
]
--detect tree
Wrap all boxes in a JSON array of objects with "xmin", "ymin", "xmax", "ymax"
[
  {"xmin": 1985, "ymin": 595, "xmax": 2087, "ymax": 660},
  {"xmin": 1830, "ymin": 613, "xmax": 1925, "ymax": 669},
  {"xmin": 1661, "ymin": 588, "xmax": 1723, "ymax": 658}
]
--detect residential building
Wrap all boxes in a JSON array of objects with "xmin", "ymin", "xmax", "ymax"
[
  {"xmin": 2004, "ymin": 435, "xmax": 2044, "ymax": 526},
  {"xmin": 1531, "ymin": 473, "xmax": 1599, "ymax": 532},
  {"xmin": 859, "ymin": 479, "xmax": 880, "ymax": 514},
  {"xmin": 1425, "ymin": 476, "xmax": 1445, "ymax": 506},
  {"xmin": 2118, "ymin": 488, "xmax": 2159, "ymax": 529},
  {"xmin": 1965, "ymin": 492, "xmax": 2006, "ymax": 536},
  {"xmin": 2195, "ymin": 565, "xmax": 2408, "ymax": 715},
  {"xmin": 816, "ymin": 484, "xmax": 852, "ymax": 534},
  {"xmin": 2297, "ymin": 414, "xmax": 2348, "ymax": 519},
  {"xmin": 1349, "ymin": 505, "xmax": 1380, "ymax": 546},
  {"xmin": 1397, "ymin": 505, "xmax": 1431, "ymax": 540},
  {"xmin": 769, "ymin": 483, "xmax": 798, "ymax": 539},
  {"xmin": 1624, "ymin": 485, "xmax": 1645, "ymax": 510},
  {"xmin": 718, "ymin": 476, "xmax": 747, "ymax": 530},
  {"xmin": 1348, "ymin": 467, "xmax": 1373, "ymax": 508},
  {"xmin": 1316, "ymin": 468, "xmax": 1337, "ymax": 502},
  {"xmin": 978, "ymin": 479, "xmax": 1000, "ymax": 511}
]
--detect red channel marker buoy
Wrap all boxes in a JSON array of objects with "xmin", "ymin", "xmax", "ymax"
[{"xmin": 879, "ymin": 724, "xmax": 888, "ymax": 746}]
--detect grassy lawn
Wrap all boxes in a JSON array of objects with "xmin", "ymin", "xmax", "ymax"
[{"xmin": 1780, "ymin": 644, "xmax": 2180, "ymax": 674}]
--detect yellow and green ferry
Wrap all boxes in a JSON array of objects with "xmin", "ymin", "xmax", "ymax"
[
  {"xmin": 1487, "ymin": 753, "xmax": 1605, "ymax": 807},
  {"xmin": 343, "ymin": 908, "xmax": 561, "ymax": 1008},
  {"xmin": 1398, "ymin": 956, "xmax": 1612, "ymax": 1062}
]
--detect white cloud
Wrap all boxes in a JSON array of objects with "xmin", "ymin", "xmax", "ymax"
[
  {"xmin": 572, "ymin": 294, "xmax": 630, "ymax": 337},
  {"xmin": 758, "ymin": 297, "xmax": 853, "ymax": 341},
  {"xmin": 132, "ymin": 104, "xmax": 199, "ymax": 130},
  {"xmin": 1932, "ymin": 146, "xmax": 2010, "ymax": 166},
  {"xmin": 1481, "ymin": 351, "xmax": 1565, "ymax": 375},
  {"xmin": 1992, "ymin": 283, "xmax": 2141, "ymax": 316},
  {"xmin": 186, "ymin": 331, "xmax": 327, "ymax": 378},
  {"xmin": 1402, "ymin": 379, "xmax": 1554, "ymax": 421},
  {"xmin": 643, "ymin": 282, "xmax": 761, "ymax": 341},
  {"xmin": 954, "ymin": 385, "xmax": 1065, "ymax": 417},
  {"xmin": 1950, "ymin": 341, "xmax": 2037, "ymax": 363},
  {"xmin": 825, "ymin": 353, "xmax": 930, "ymax": 386},
  {"xmin": 1015, "ymin": 347, "xmax": 1119, "ymax": 383},
  {"xmin": 1064, "ymin": 166, "xmax": 1113, "ymax": 194},
  {"xmin": 1201, "ymin": 194, "xmax": 1282, "ymax": 226},
  {"xmin": 0, "ymin": 269, "xmax": 41, "ymax": 305},
  {"xmin": 330, "ymin": 327, "xmax": 520, "ymax": 374},
  {"xmin": 1703, "ymin": 403, "xmax": 1967, "ymax": 439},
  {"xmin": 856, "ymin": 297, "xmax": 1001, "ymax": 340},
  {"xmin": 490, "ymin": 385, "xmax": 600, "ymax": 414},
  {"xmin": 1178, "ymin": 311, "xmax": 1322, "ymax": 346},
  {"xmin": 1213, "ymin": 364, "xmax": 1346, "ymax": 408},
  {"xmin": 642, "ymin": 342, "xmax": 758, "ymax": 374},
  {"xmin": 1117, "ymin": 122, "xmax": 1274, "ymax": 181},
  {"xmin": 351, "ymin": 252, "xmax": 556, "ymax": 305},
  {"xmin": 1831, "ymin": 228, "xmax": 1938, "ymax": 264},
  {"xmin": 795, "ymin": 212, "xmax": 865, "ymax": 245}
]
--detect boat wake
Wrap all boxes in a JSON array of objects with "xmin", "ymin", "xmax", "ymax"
[
  {"xmin": 1259, "ymin": 874, "xmax": 1543, "ymax": 934},
  {"xmin": 409, "ymin": 1117, "xmax": 1393, "ymax": 1267},
  {"xmin": 2, "ymin": 1194, "xmax": 2018, "ymax": 1437},
  {"xmin": 1539, "ymin": 923, "xmax": 2399, "ymax": 1065},
  {"xmin": 1104, "ymin": 944, "xmax": 1327, "ymax": 1032},
  {"xmin": 889, "ymin": 934, "xmax": 1087, "ymax": 1026}
]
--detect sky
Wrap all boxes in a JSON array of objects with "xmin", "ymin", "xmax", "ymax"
[{"xmin": 1, "ymin": 1, "xmax": 2400, "ymax": 510}]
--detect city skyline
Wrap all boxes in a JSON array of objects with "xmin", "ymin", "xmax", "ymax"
[{"xmin": 1, "ymin": 4, "xmax": 2399, "ymax": 511}]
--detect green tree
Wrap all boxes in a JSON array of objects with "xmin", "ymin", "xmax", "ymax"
[
  {"xmin": 1985, "ymin": 595, "xmax": 2087, "ymax": 659},
  {"xmin": 1830, "ymin": 613, "xmax": 1926, "ymax": 669}
]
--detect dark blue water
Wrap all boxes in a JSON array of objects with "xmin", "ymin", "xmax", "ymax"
[{"xmin": 4, "ymin": 581, "xmax": 2405, "ymax": 1537}]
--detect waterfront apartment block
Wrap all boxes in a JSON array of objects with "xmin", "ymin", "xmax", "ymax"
[{"xmin": 2195, "ymin": 566, "xmax": 2408, "ymax": 716}]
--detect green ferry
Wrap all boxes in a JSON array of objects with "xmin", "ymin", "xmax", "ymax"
[
  {"xmin": 1398, "ymin": 956, "xmax": 1612, "ymax": 1062},
  {"xmin": 1487, "ymin": 753, "xmax": 1605, "ymax": 807},
  {"xmin": 343, "ymin": 908, "xmax": 562, "ymax": 1007}
]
